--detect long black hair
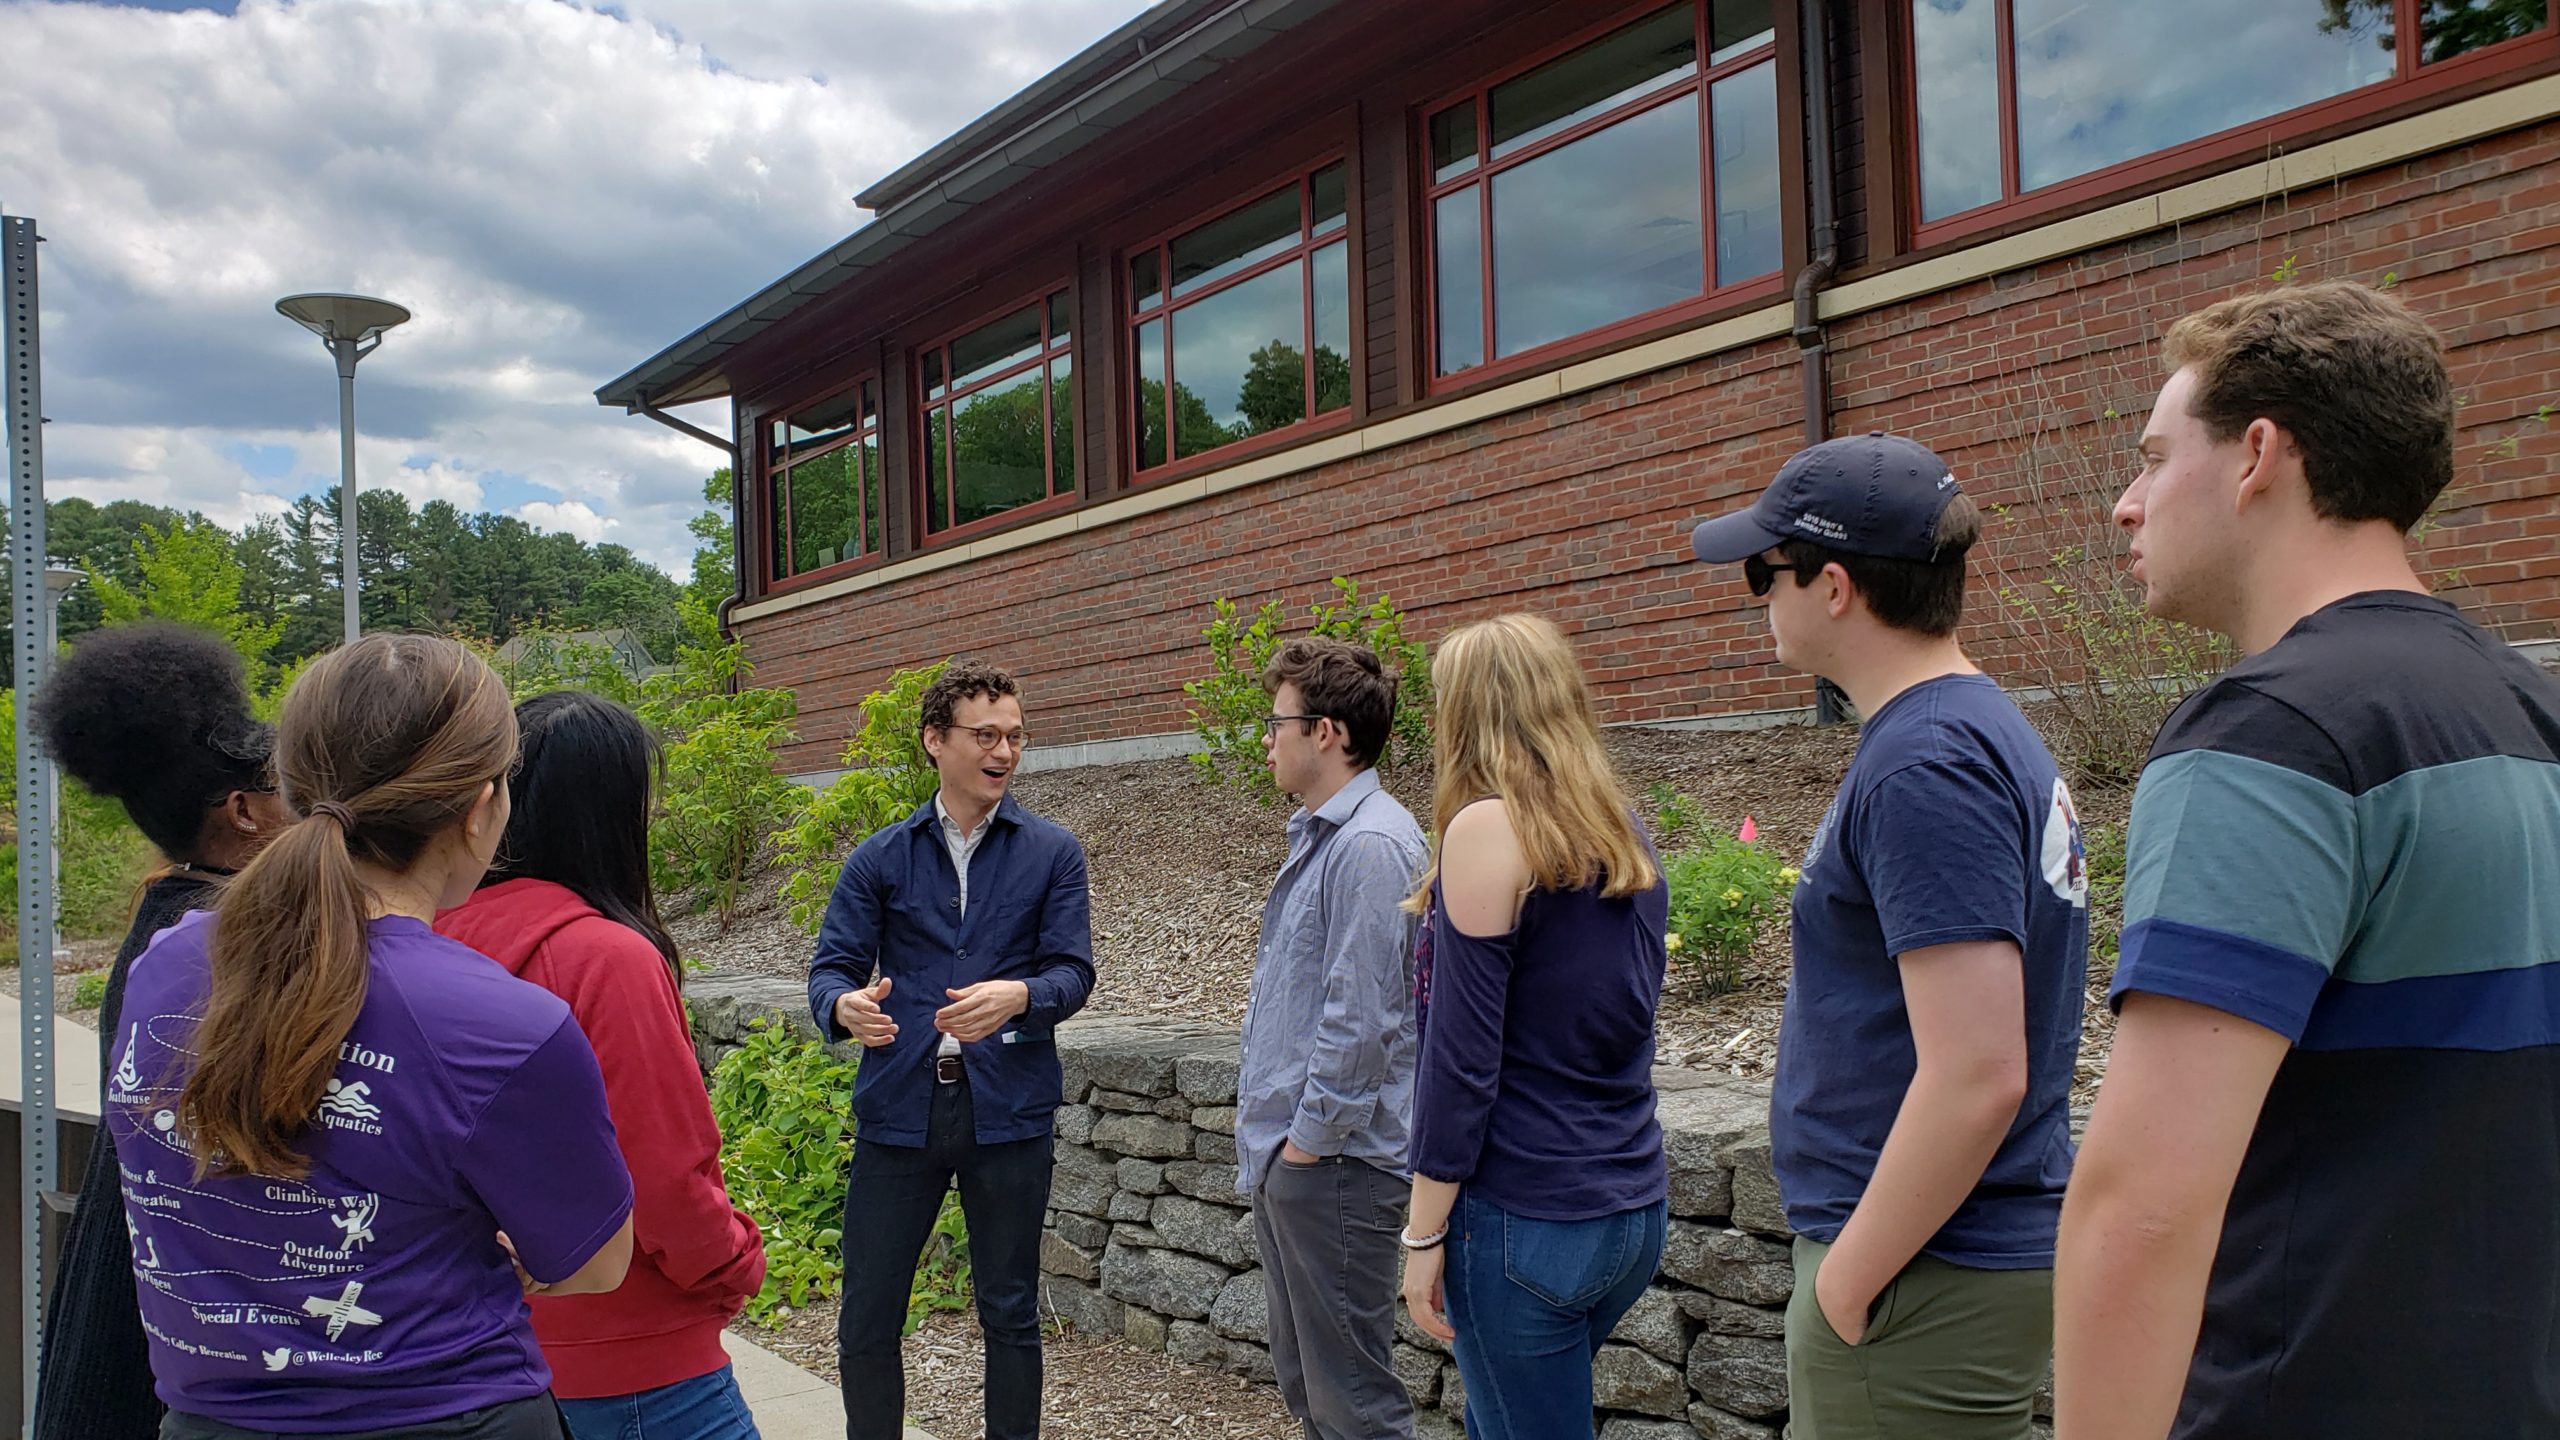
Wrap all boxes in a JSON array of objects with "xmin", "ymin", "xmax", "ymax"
[
  {"xmin": 487, "ymin": 690, "xmax": 681, "ymax": 982},
  {"xmin": 32, "ymin": 620, "xmax": 273, "ymax": 862}
]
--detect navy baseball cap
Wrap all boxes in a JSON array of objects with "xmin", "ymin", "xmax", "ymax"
[{"xmin": 1690, "ymin": 432, "xmax": 1966, "ymax": 565}]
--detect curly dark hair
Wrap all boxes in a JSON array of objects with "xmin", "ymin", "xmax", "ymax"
[
  {"xmin": 919, "ymin": 658, "xmax": 1022, "ymax": 735},
  {"xmin": 31, "ymin": 621, "xmax": 275, "ymax": 860}
]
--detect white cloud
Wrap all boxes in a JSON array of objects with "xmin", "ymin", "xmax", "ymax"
[
  {"xmin": 0, "ymin": 0, "xmax": 1137, "ymax": 575},
  {"xmin": 515, "ymin": 498, "xmax": 611, "ymax": 544}
]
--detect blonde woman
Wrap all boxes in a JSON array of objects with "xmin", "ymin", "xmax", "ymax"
[{"xmin": 1397, "ymin": 614, "xmax": 1671, "ymax": 1438}]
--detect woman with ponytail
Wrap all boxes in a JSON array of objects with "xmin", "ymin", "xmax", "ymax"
[
  {"xmin": 438, "ymin": 691, "xmax": 766, "ymax": 1439},
  {"xmin": 31, "ymin": 622, "xmax": 292, "ymax": 1440},
  {"xmin": 108, "ymin": 634, "xmax": 635, "ymax": 1440}
]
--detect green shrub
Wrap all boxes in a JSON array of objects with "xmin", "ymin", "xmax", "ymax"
[
  {"xmin": 1663, "ymin": 834, "xmax": 1796, "ymax": 996},
  {"xmin": 640, "ymin": 642, "xmax": 803, "ymax": 928},
  {"xmin": 707, "ymin": 1019, "xmax": 970, "ymax": 1333},
  {"xmin": 709, "ymin": 1021, "xmax": 856, "ymax": 1323},
  {"xmin": 776, "ymin": 661, "xmax": 948, "ymax": 935},
  {"xmin": 0, "ymin": 688, "xmax": 160, "ymax": 948},
  {"xmin": 1183, "ymin": 577, "xmax": 1432, "ymax": 801},
  {"xmin": 71, "ymin": 970, "xmax": 109, "ymax": 1010},
  {"xmin": 58, "ymin": 786, "xmax": 155, "ymax": 939},
  {"xmin": 1648, "ymin": 783, "xmax": 1703, "ymax": 845}
]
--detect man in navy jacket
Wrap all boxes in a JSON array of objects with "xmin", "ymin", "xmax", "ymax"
[{"xmin": 808, "ymin": 658, "xmax": 1094, "ymax": 1440}]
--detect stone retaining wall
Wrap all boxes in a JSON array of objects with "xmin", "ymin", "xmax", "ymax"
[{"xmin": 686, "ymin": 975, "xmax": 2050, "ymax": 1438}]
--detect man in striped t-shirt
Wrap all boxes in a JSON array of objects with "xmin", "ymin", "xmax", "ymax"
[{"xmin": 2054, "ymin": 280, "xmax": 2560, "ymax": 1440}]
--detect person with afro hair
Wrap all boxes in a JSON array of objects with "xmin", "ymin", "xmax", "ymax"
[{"xmin": 29, "ymin": 620, "xmax": 293, "ymax": 1440}]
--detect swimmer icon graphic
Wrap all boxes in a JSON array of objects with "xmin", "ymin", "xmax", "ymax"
[{"xmin": 317, "ymin": 1079, "xmax": 384, "ymax": 1122}]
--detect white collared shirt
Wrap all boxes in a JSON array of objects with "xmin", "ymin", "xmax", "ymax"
[{"xmin": 934, "ymin": 794, "xmax": 993, "ymax": 1058}]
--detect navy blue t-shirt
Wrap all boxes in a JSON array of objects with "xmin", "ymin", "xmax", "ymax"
[{"xmin": 1771, "ymin": 672, "xmax": 2090, "ymax": 1268}]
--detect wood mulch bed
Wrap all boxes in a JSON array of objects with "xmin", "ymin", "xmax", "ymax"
[{"xmin": 735, "ymin": 1300, "xmax": 1297, "ymax": 1440}]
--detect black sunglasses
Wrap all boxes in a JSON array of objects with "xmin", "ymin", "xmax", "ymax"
[{"xmin": 1743, "ymin": 553, "xmax": 1825, "ymax": 597}]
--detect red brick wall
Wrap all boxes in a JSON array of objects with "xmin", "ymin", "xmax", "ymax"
[{"xmin": 743, "ymin": 119, "xmax": 2560, "ymax": 774}]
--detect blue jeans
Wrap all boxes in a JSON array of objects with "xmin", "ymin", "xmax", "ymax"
[
  {"xmin": 1443, "ymin": 1191, "xmax": 1668, "ymax": 1440},
  {"xmin": 555, "ymin": 1365, "xmax": 759, "ymax": 1440}
]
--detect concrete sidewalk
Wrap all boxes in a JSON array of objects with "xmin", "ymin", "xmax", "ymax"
[{"xmin": 723, "ymin": 1325, "xmax": 933, "ymax": 1440}]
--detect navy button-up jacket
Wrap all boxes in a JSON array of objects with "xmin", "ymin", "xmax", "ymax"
[{"xmin": 806, "ymin": 794, "xmax": 1095, "ymax": 1145}]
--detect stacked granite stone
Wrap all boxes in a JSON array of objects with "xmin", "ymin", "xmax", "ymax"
[
  {"xmin": 682, "ymin": 982, "xmax": 2061, "ymax": 1437},
  {"xmin": 1039, "ymin": 1017, "xmax": 1803, "ymax": 1440}
]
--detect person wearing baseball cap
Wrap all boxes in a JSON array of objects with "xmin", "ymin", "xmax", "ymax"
[{"xmin": 1693, "ymin": 433, "xmax": 2090, "ymax": 1439}]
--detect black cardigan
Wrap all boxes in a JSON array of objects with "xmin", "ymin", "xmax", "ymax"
[{"xmin": 33, "ymin": 871, "xmax": 216, "ymax": 1440}]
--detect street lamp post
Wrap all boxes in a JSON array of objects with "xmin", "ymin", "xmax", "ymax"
[{"xmin": 276, "ymin": 293, "xmax": 409, "ymax": 645}]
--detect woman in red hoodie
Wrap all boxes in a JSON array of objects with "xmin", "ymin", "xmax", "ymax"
[{"xmin": 439, "ymin": 690, "xmax": 768, "ymax": 1439}]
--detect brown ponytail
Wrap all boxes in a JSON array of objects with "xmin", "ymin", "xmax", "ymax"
[{"xmin": 178, "ymin": 635, "xmax": 516, "ymax": 1178}]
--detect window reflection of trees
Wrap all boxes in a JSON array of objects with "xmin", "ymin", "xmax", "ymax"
[
  {"xmin": 921, "ymin": 294, "xmax": 1072, "ymax": 535},
  {"xmin": 1129, "ymin": 161, "xmax": 1355, "ymax": 473}
]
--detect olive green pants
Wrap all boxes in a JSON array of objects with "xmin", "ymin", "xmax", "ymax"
[{"xmin": 1785, "ymin": 1237, "xmax": 2052, "ymax": 1440}]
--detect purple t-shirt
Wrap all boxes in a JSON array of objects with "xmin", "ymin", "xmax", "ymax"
[{"xmin": 106, "ymin": 911, "xmax": 633, "ymax": 1431}]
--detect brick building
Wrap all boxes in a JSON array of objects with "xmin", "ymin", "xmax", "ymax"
[{"xmin": 601, "ymin": 0, "xmax": 2560, "ymax": 775}]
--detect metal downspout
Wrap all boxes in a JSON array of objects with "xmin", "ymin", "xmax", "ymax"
[{"xmin": 1790, "ymin": 0, "xmax": 1849, "ymax": 726}]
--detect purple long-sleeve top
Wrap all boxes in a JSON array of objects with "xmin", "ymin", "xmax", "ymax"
[{"xmin": 1408, "ymin": 863, "xmax": 1672, "ymax": 1220}]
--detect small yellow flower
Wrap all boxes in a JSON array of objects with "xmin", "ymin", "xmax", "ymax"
[
  {"xmin": 1780, "ymin": 866, "xmax": 1802, "ymax": 884},
  {"xmin": 1666, "ymin": 932, "xmax": 1683, "ymax": 952},
  {"xmin": 1722, "ymin": 887, "xmax": 1746, "ymax": 905}
]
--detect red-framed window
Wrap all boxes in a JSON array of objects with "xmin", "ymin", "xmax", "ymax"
[
  {"xmin": 1126, "ymin": 160, "xmax": 1356, "ymax": 474},
  {"xmin": 916, "ymin": 289, "xmax": 1075, "ymax": 539},
  {"xmin": 1423, "ymin": 0, "xmax": 1783, "ymax": 385},
  {"xmin": 1907, "ymin": 0, "xmax": 2559, "ymax": 241},
  {"xmin": 762, "ymin": 376, "xmax": 885, "ymax": 586}
]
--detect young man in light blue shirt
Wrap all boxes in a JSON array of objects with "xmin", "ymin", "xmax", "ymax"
[{"xmin": 1235, "ymin": 637, "xmax": 1428, "ymax": 1440}]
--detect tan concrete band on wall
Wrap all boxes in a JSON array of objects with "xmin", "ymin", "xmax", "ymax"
[{"xmin": 731, "ymin": 72, "xmax": 2560, "ymax": 629}]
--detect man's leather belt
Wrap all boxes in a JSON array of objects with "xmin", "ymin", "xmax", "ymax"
[{"xmin": 936, "ymin": 1055, "xmax": 965, "ymax": 1085}]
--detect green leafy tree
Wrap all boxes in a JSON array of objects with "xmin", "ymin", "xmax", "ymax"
[
  {"xmin": 568, "ymin": 567, "xmax": 682, "ymax": 663},
  {"xmin": 1135, "ymin": 377, "xmax": 1233, "ymax": 467},
  {"xmin": 40, "ymin": 497, "xmax": 189, "ymax": 649},
  {"xmin": 1185, "ymin": 577, "xmax": 1433, "ymax": 801},
  {"xmin": 85, "ymin": 519, "xmax": 284, "ymax": 668},
  {"xmin": 946, "ymin": 381, "xmax": 1056, "ymax": 521},
  {"xmin": 679, "ymin": 468, "xmax": 737, "ymax": 653},
  {"xmin": 639, "ymin": 642, "xmax": 803, "ymax": 927},
  {"xmin": 1234, "ymin": 341, "xmax": 1352, "ymax": 440},
  {"xmin": 2320, "ymin": 0, "xmax": 2546, "ymax": 61},
  {"xmin": 776, "ymin": 661, "xmax": 948, "ymax": 933}
]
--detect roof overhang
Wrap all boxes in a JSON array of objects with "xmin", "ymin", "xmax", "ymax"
[{"xmin": 596, "ymin": 0, "xmax": 1341, "ymax": 415}]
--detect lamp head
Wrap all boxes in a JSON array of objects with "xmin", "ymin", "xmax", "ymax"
[{"xmin": 276, "ymin": 293, "xmax": 411, "ymax": 345}]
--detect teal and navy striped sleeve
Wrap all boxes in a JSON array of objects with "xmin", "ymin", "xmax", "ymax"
[{"xmin": 2110, "ymin": 681, "xmax": 2360, "ymax": 1042}]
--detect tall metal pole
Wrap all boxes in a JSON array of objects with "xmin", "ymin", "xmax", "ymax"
[
  {"xmin": 6, "ymin": 210, "xmax": 60, "ymax": 1435},
  {"xmin": 335, "ymin": 336, "xmax": 361, "ymax": 645}
]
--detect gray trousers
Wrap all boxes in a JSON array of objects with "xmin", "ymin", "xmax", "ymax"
[{"xmin": 1250, "ymin": 1153, "xmax": 1417, "ymax": 1440}]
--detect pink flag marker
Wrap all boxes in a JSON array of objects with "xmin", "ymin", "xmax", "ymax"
[{"xmin": 1738, "ymin": 816, "xmax": 1759, "ymax": 843}]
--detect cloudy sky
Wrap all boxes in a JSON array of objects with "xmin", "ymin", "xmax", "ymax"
[{"xmin": 1, "ymin": 0, "xmax": 1138, "ymax": 572}]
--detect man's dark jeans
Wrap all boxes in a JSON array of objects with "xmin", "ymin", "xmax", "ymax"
[{"xmin": 837, "ymin": 1075, "xmax": 1052, "ymax": 1440}]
